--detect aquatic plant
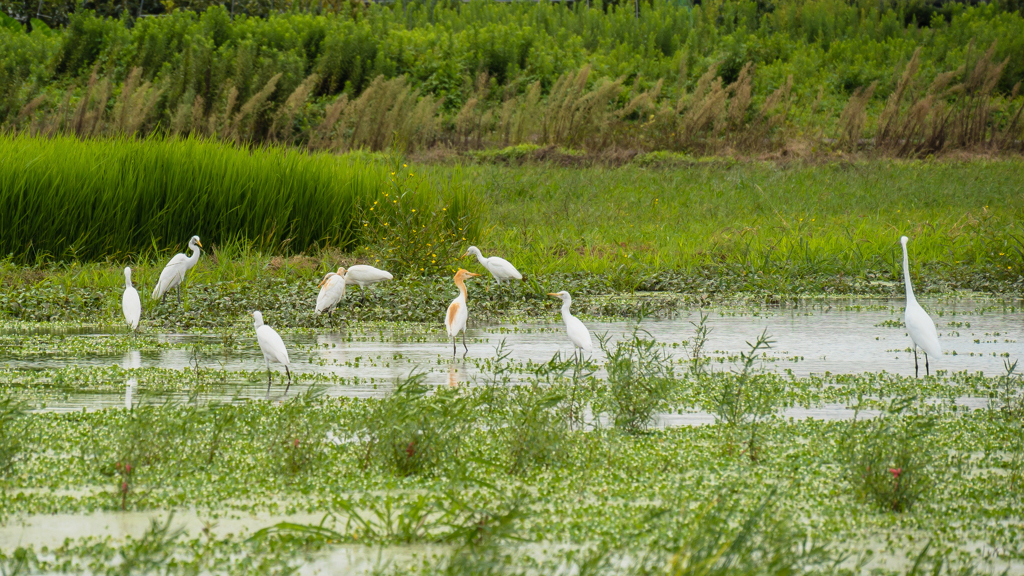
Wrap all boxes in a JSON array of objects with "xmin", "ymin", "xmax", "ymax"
[
  {"xmin": 842, "ymin": 397, "xmax": 940, "ymax": 513},
  {"xmin": 0, "ymin": 394, "xmax": 26, "ymax": 478},
  {"xmin": 597, "ymin": 329, "xmax": 677, "ymax": 435}
]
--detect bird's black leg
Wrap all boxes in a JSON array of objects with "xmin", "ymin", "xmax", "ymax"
[
  {"xmin": 284, "ymin": 366, "xmax": 292, "ymax": 396},
  {"xmin": 462, "ymin": 331, "xmax": 468, "ymax": 359},
  {"xmin": 452, "ymin": 337, "xmax": 456, "ymax": 358},
  {"xmin": 913, "ymin": 348, "xmax": 919, "ymax": 378},
  {"xmin": 924, "ymin": 353, "xmax": 930, "ymax": 377},
  {"xmin": 177, "ymin": 285, "xmax": 182, "ymax": 304},
  {"xmin": 161, "ymin": 293, "xmax": 166, "ymax": 304},
  {"xmin": 265, "ymin": 364, "xmax": 273, "ymax": 400}
]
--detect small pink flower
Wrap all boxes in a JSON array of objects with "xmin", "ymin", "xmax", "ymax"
[
  {"xmin": 293, "ymin": 439, "xmax": 300, "ymax": 447},
  {"xmin": 121, "ymin": 482, "xmax": 128, "ymax": 493},
  {"xmin": 888, "ymin": 468, "xmax": 903, "ymax": 478},
  {"xmin": 125, "ymin": 464, "xmax": 132, "ymax": 474}
]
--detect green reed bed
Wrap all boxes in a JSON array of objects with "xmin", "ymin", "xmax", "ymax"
[{"xmin": 0, "ymin": 134, "xmax": 477, "ymax": 263}]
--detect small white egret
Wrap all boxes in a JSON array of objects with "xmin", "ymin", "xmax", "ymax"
[
  {"xmin": 901, "ymin": 236, "xmax": 941, "ymax": 377},
  {"xmin": 122, "ymin": 267, "xmax": 141, "ymax": 334},
  {"xmin": 463, "ymin": 246, "xmax": 522, "ymax": 295},
  {"xmin": 252, "ymin": 311, "xmax": 292, "ymax": 399},
  {"xmin": 152, "ymin": 236, "xmax": 202, "ymax": 304},
  {"xmin": 343, "ymin": 265, "xmax": 393, "ymax": 303},
  {"xmin": 445, "ymin": 268, "xmax": 480, "ymax": 358},
  {"xmin": 316, "ymin": 267, "xmax": 347, "ymax": 317},
  {"xmin": 548, "ymin": 291, "xmax": 593, "ymax": 364}
]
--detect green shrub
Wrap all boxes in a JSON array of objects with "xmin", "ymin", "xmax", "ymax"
[{"xmin": 598, "ymin": 329, "xmax": 676, "ymax": 435}]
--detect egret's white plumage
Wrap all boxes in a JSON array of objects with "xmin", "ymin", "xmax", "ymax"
[
  {"xmin": 316, "ymin": 267, "xmax": 347, "ymax": 315},
  {"xmin": 464, "ymin": 246, "xmax": 522, "ymax": 290},
  {"xmin": 445, "ymin": 269, "xmax": 480, "ymax": 358},
  {"xmin": 548, "ymin": 291, "xmax": 593, "ymax": 359},
  {"xmin": 253, "ymin": 311, "xmax": 292, "ymax": 398},
  {"xmin": 343, "ymin": 265, "xmax": 393, "ymax": 302},
  {"xmin": 122, "ymin": 266, "xmax": 141, "ymax": 333},
  {"xmin": 901, "ymin": 236, "xmax": 940, "ymax": 377},
  {"xmin": 125, "ymin": 377, "xmax": 136, "ymax": 411},
  {"xmin": 152, "ymin": 236, "xmax": 202, "ymax": 303}
]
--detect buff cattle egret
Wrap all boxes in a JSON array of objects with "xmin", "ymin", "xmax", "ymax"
[
  {"xmin": 152, "ymin": 236, "xmax": 202, "ymax": 304},
  {"xmin": 253, "ymin": 311, "xmax": 292, "ymax": 399},
  {"xmin": 901, "ymin": 236, "xmax": 941, "ymax": 377},
  {"xmin": 316, "ymin": 267, "xmax": 347, "ymax": 316},
  {"xmin": 343, "ymin": 265, "xmax": 393, "ymax": 303},
  {"xmin": 122, "ymin": 267, "xmax": 141, "ymax": 334},
  {"xmin": 548, "ymin": 291, "xmax": 592, "ymax": 364},
  {"xmin": 464, "ymin": 246, "xmax": 522, "ymax": 295},
  {"xmin": 445, "ymin": 268, "xmax": 480, "ymax": 358}
]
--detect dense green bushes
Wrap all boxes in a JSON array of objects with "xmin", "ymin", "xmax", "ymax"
[
  {"xmin": 1, "ymin": 0, "xmax": 1023, "ymax": 154},
  {"xmin": 0, "ymin": 134, "xmax": 477, "ymax": 262}
]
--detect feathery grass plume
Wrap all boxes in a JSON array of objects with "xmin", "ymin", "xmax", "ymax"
[
  {"xmin": 14, "ymin": 95, "xmax": 47, "ymax": 128},
  {"xmin": 875, "ymin": 48, "xmax": 922, "ymax": 148},
  {"xmin": 214, "ymin": 85, "xmax": 239, "ymax": 138},
  {"xmin": 726, "ymin": 62, "xmax": 754, "ymax": 129},
  {"xmin": 227, "ymin": 73, "xmax": 282, "ymax": 143},
  {"xmin": 950, "ymin": 42, "xmax": 1008, "ymax": 149},
  {"xmin": 269, "ymin": 73, "xmax": 320, "ymax": 144},
  {"xmin": 837, "ymin": 81, "xmax": 877, "ymax": 152},
  {"xmin": 997, "ymin": 82, "xmax": 1024, "ymax": 151},
  {"xmin": 168, "ymin": 95, "xmax": 193, "ymax": 136},
  {"xmin": 111, "ymin": 67, "xmax": 162, "ymax": 137},
  {"xmin": 188, "ymin": 94, "xmax": 206, "ymax": 136},
  {"xmin": 70, "ymin": 71, "xmax": 112, "ymax": 138},
  {"xmin": 309, "ymin": 93, "xmax": 348, "ymax": 150}
]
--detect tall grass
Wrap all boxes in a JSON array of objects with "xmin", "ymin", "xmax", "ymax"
[{"xmin": 0, "ymin": 134, "xmax": 478, "ymax": 263}]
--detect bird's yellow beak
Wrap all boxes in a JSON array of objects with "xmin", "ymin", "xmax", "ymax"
[
  {"xmin": 547, "ymin": 293, "xmax": 559, "ymax": 297},
  {"xmin": 460, "ymin": 252, "xmax": 468, "ymax": 258},
  {"xmin": 468, "ymin": 272, "xmax": 480, "ymax": 278},
  {"xmin": 197, "ymin": 240, "xmax": 203, "ymax": 249}
]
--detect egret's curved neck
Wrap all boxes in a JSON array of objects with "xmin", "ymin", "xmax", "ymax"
[
  {"xmin": 560, "ymin": 299, "xmax": 572, "ymax": 318},
  {"xmin": 125, "ymin": 274, "xmax": 133, "ymax": 288},
  {"xmin": 455, "ymin": 278, "xmax": 468, "ymax": 300},
  {"xmin": 901, "ymin": 243, "xmax": 916, "ymax": 304},
  {"xmin": 254, "ymin": 317, "xmax": 264, "ymax": 329},
  {"xmin": 187, "ymin": 244, "xmax": 201, "ymax": 266},
  {"xmin": 473, "ymin": 251, "xmax": 487, "ymax": 266}
]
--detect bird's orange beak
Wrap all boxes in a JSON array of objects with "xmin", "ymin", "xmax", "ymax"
[
  {"xmin": 460, "ymin": 252, "xmax": 468, "ymax": 258},
  {"xmin": 468, "ymin": 272, "xmax": 480, "ymax": 278},
  {"xmin": 547, "ymin": 293, "xmax": 559, "ymax": 297},
  {"xmin": 197, "ymin": 240, "xmax": 203, "ymax": 249}
]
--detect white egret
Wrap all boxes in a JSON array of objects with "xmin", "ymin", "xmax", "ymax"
[
  {"xmin": 252, "ymin": 311, "xmax": 292, "ymax": 399},
  {"xmin": 122, "ymin": 267, "xmax": 141, "ymax": 334},
  {"xmin": 152, "ymin": 236, "xmax": 202, "ymax": 304},
  {"xmin": 343, "ymin": 264, "xmax": 393, "ymax": 303},
  {"xmin": 125, "ymin": 377, "xmax": 136, "ymax": 410},
  {"xmin": 464, "ymin": 246, "xmax": 522, "ymax": 296},
  {"xmin": 316, "ymin": 267, "xmax": 347, "ymax": 316},
  {"xmin": 901, "ymin": 236, "xmax": 941, "ymax": 377},
  {"xmin": 548, "ymin": 291, "xmax": 593, "ymax": 364},
  {"xmin": 445, "ymin": 268, "xmax": 480, "ymax": 358}
]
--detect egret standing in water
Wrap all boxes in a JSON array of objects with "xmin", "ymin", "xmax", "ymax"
[
  {"xmin": 464, "ymin": 246, "xmax": 522, "ymax": 296},
  {"xmin": 152, "ymin": 236, "xmax": 202, "ymax": 304},
  {"xmin": 252, "ymin": 311, "xmax": 292, "ymax": 399},
  {"xmin": 316, "ymin": 267, "xmax": 347, "ymax": 317},
  {"xmin": 445, "ymin": 268, "xmax": 481, "ymax": 358},
  {"xmin": 900, "ymin": 236, "xmax": 940, "ymax": 377},
  {"xmin": 343, "ymin": 265, "xmax": 393, "ymax": 303},
  {"xmin": 548, "ymin": 291, "xmax": 592, "ymax": 365},
  {"xmin": 122, "ymin": 267, "xmax": 141, "ymax": 335}
]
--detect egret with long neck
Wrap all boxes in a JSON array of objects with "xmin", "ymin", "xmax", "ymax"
[
  {"xmin": 901, "ymin": 236, "xmax": 940, "ymax": 377},
  {"xmin": 445, "ymin": 268, "xmax": 480, "ymax": 358},
  {"xmin": 152, "ymin": 235, "xmax": 202, "ymax": 304},
  {"xmin": 548, "ymin": 291, "xmax": 593, "ymax": 365},
  {"xmin": 122, "ymin": 266, "xmax": 141, "ymax": 334}
]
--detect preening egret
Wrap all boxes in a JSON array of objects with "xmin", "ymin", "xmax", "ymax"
[
  {"xmin": 122, "ymin": 267, "xmax": 141, "ymax": 334},
  {"xmin": 464, "ymin": 246, "xmax": 522, "ymax": 295},
  {"xmin": 445, "ymin": 268, "xmax": 480, "ymax": 358},
  {"xmin": 901, "ymin": 236, "xmax": 941, "ymax": 377},
  {"xmin": 343, "ymin": 265, "xmax": 393, "ymax": 303},
  {"xmin": 316, "ymin": 267, "xmax": 347, "ymax": 316},
  {"xmin": 548, "ymin": 291, "xmax": 593, "ymax": 364},
  {"xmin": 152, "ymin": 236, "xmax": 202, "ymax": 304},
  {"xmin": 253, "ymin": 311, "xmax": 292, "ymax": 399}
]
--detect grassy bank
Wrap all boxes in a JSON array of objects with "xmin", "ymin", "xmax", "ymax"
[{"xmin": 1, "ymin": 154, "xmax": 1021, "ymax": 327}]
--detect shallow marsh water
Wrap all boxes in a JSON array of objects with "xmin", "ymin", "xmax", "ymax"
[{"xmin": 2, "ymin": 297, "xmax": 1021, "ymax": 412}]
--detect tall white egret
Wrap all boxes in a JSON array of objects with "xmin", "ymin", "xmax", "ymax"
[
  {"xmin": 464, "ymin": 246, "xmax": 522, "ymax": 295},
  {"xmin": 548, "ymin": 291, "xmax": 593, "ymax": 364},
  {"xmin": 122, "ymin": 267, "xmax": 141, "ymax": 334},
  {"xmin": 252, "ymin": 311, "xmax": 292, "ymax": 399},
  {"xmin": 316, "ymin": 267, "xmax": 347, "ymax": 316},
  {"xmin": 343, "ymin": 265, "xmax": 393, "ymax": 303},
  {"xmin": 901, "ymin": 236, "xmax": 941, "ymax": 377},
  {"xmin": 152, "ymin": 236, "xmax": 202, "ymax": 304},
  {"xmin": 445, "ymin": 268, "xmax": 480, "ymax": 358}
]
